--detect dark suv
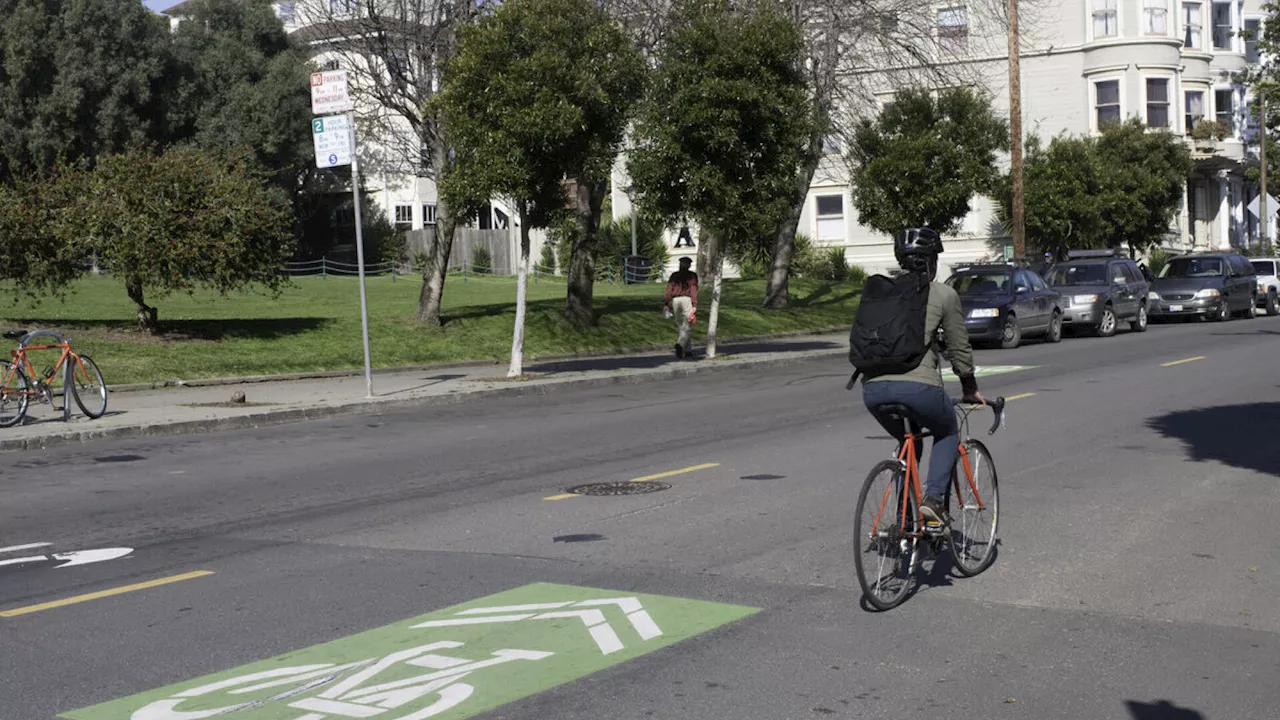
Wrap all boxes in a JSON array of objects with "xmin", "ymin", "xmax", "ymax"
[
  {"xmin": 1043, "ymin": 250, "xmax": 1150, "ymax": 336},
  {"xmin": 945, "ymin": 264, "xmax": 1062, "ymax": 349},
  {"xmin": 1149, "ymin": 252, "xmax": 1258, "ymax": 322}
]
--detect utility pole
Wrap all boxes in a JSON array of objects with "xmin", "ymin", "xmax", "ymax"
[
  {"xmin": 1007, "ymin": 0, "xmax": 1026, "ymax": 263},
  {"xmin": 1262, "ymin": 90, "xmax": 1270, "ymax": 251}
]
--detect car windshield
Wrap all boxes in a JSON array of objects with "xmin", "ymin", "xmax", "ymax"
[
  {"xmin": 948, "ymin": 272, "xmax": 1010, "ymax": 296},
  {"xmin": 1160, "ymin": 257, "xmax": 1224, "ymax": 278},
  {"xmin": 1252, "ymin": 260, "xmax": 1277, "ymax": 276},
  {"xmin": 1045, "ymin": 264, "xmax": 1107, "ymax": 286}
]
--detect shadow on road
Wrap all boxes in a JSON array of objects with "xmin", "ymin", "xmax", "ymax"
[
  {"xmin": 1146, "ymin": 403, "xmax": 1280, "ymax": 477},
  {"xmin": 1125, "ymin": 699, "xmax": 1206, "ymax": 719}
]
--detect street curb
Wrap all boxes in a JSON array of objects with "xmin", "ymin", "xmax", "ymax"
[
  {"xmin": 105, "ymin": 326, "xmax": 847, "ymax": 393},
  {"xmin": 0, "ymin": 346, "xmax": 847, "ymax": 454}
]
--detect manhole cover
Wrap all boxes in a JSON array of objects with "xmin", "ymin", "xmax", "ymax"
[
  {"xmin": 94, "ymin": 454, "xmax": 146, "ymax": 463},
  {"xmin": 565, "ymin": 481, "xmax": 671, "ymax": 496}
]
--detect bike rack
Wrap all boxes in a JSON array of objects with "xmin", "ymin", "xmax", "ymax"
[{"xmin": 15, "ymin": 329, "xmax": 73, "ymax": 423}]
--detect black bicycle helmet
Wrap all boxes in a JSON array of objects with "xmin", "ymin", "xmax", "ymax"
[{"xmin": 894, "ymin": 227, "xmax": 944, "ymax": 271}]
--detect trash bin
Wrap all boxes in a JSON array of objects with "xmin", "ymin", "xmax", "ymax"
[{"xmin": 623, "ymin": 255, "xmax": 652, "ymax": 284}]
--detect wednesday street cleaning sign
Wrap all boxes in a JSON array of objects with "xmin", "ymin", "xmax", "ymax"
[{"xmin": 63, "ymin": 583, "xmax": 759, "ymax": 720}]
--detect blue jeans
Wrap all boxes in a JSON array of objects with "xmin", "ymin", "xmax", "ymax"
[{"xmin": 863, "ymin": 381, "xmax": 958, "ymax": 502}]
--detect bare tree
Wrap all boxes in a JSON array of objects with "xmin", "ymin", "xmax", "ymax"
[{"xmin": 295, "ymin": 0, "xmax": 477, "ymax": 326}]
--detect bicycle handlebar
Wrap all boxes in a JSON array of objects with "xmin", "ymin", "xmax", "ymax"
[{"xmin": 954, "ymin": 396, "xmax": 1006, "ymax": 435}]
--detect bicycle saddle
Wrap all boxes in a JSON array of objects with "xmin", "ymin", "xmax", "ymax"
[{"xmin": 873, "ymin": 403, "xmax": 912, "ymax": 422}]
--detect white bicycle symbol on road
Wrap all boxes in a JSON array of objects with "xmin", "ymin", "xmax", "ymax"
[{"xmin": 131, "ymin": 641, "xmax": 552, "ymax": 720}]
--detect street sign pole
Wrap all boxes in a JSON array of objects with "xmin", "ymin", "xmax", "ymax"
[
  {"xmin": 348, "ymin": 117, "xmax": 374, "ymax": 399},
  {"xmin": 310, "ymin": 71, "xmax": 373, "ymax": 398}
]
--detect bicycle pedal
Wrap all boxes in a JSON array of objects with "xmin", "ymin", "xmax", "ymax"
[{"xmin": 923, "ymin": 521, "xmax": 947, "ymax": 535}]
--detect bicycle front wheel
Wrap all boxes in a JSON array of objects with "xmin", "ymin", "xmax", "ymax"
[
  {"xmin": 71, "ymin": 354, "xmax": 107, "ymax": 419},
  {"xmin": 0, "ymin": 361, "xmax": 30, "ymax": 427},
  {"xmin": 948, "ymin": 439, "xmax": 1000, "ymax": 576},
  {"xmin": 854, "ymin": 460, "xmax": 920, "ymax": 610}
]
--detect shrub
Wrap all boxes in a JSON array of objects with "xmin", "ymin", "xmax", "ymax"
[
  {"xmin": 826, "ymin": 246, "xmax": 849, "ymax": 281},
  {"xmin": 791, "ymin": 233, "xmax": 828, "ymax": 278},
  {"xmin": 847, "ymin": 263, "xmax": 869, "ymax": 284},
  {"xmin": 539, "ymin": 238, "xmax": 558, "ymax": 274},
  {"xmin": 1146, "ymin": 247, "xmax": 1171, "ymax": 277},
  {"xmin": 472, "ymin": 245, "xmax": 493, "ymax": 275}
]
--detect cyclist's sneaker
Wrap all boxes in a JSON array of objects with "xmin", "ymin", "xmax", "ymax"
[
  {"xmin": 674, "ymin": 343, "xmax": 685, "ymax": 360},
  {"xmin": 920, "ymin": 496, "xmax": 948, "ymax": 526}
]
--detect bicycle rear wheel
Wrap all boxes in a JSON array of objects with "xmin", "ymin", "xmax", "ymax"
[
  {"xmin": 948, "ymin": 439, "xmax": 1000, "ymax": 576},
  {"xmin": 0, "ymin": 361, "xmax": 30, "ymax": 427},
  {"xmin": 70, "ymin": 354, "xmax": 107, "ymax": 419},
  {"xmin": 854, "ymin": 460, "xmax": 920, "ymax": 610}
]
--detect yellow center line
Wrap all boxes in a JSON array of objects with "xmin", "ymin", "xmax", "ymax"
[
  {"xmin": 1005, "ymin": 392, "xmax": 1036, "ymax": 401},
  {"xmin": 1161, "ymin": 356, "xmax": 1206, "ymax": 367},
  {"xmin": 1, "ymin": 570, "xmax": 215, "ymax": 618},
  {"xmin": 544, "ymin": 463, "xmax": 721, "ymax": 500}
]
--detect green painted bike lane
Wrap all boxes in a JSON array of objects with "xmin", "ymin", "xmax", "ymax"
[{"xmin": 64, "ymin": 583, "xmax": 759, "ymax": 720}]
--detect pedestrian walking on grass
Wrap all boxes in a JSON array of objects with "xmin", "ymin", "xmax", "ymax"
[{"xmin": 664, "ymin": 257, "xmax": 698, "ymax": 359}]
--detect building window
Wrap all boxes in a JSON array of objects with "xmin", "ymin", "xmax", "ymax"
[
  {"xmin": 821, "ymin": 135, "xmax": 841, "ymax": 154},
  {"xmin": 815, "ymin": 195, "xmax": 844, "ymax": 242},
  {"xmin": 1216, "ymin": 88, "xmax": 1237, "ymax": 134},
  {"xmin": 1245, "ymin": 18, "xmax": 1261, "ymax": 63},
  {"xmin": 322, "ymin": 59, "xmax": 340, "ymax": 72},
  {"xmin": 1144, "ymin": 0, "xmax": 1168, "ymax": 35},
  {"xmin": 1212, "ymin": 1, "xmax": 1233, "ymax": 51},
  {"xmin": 335, "ymin": 207, "xmax": 355, "ymax": 226},
  {"xmin": 1093, "ymin": 0, "xmax": 1118, "ymax": 38},
  {"xmin": 1185, "ymin": 90, "xmax": 1206, "ymax": 131},
  {"xmin": 278, "ymin": 2, "xmax": 296, "ymax": 24},
  {"xmin": 1095, "ymin": 79, "xmax": 1121, "ymax": 128},
  {"xmin": 394, "ymin": 204, "xmax": 413, "ymax": 229},
  {"xmin": 1146, "ymin": 79, "xmax": 1171, "ymax": 128},
  {"xmin": 422, "ymin": 203, "xmax": 437, "ymax": 226},
  {"xmin": 937, "ymin": 6, "xmax": 968, "ymax": 54},
  {"xmin": 1183, "ymin": 2, "xmax": 1203, "ymax": 48}
]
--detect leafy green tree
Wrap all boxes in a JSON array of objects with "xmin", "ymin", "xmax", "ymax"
[
  {"xmin": 996, "ymin": 119, "xmax": 1192, "ymax": 256},
  {"xmin": 0, "ymin": 0, "xmax": 174, "ymax": 179},
  {"xmin": 438, "ymin": 0, "xmax": 644, "ymax": 375},
  {"xmin": 848, "ymin": 86, "xmax": 1009, "ymax": 237},
  {"xmin": 628, "ymin": 0, "xmax": 814, "ymax": 357},
  {"xmin": 0, "ymin": 165, "xmax": 90, "ymax": 300},
  {"xmin": 80, "ymin": 145, "xmax": 297, "ymax": 332},
  {"xmin": 167, "ymin": 0, "xmax": 314, "ymax": 191}
]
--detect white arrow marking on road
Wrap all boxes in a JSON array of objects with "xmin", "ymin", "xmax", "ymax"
[
  {"xmin": 0, "ymin": 547, "xmax": 133, "ymax": 569},
  {"xmin": 0, "ymin": 542, "xmax": 52, "ymax": 554},
  {"xmin": 413, "ymin": 597, "xmax": 665, "ymax": 655}
]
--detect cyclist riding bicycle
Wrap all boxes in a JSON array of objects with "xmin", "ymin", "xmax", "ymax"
[{"xmin": 860, "ymin": 227, "xmax": 984, "ymax": 526}]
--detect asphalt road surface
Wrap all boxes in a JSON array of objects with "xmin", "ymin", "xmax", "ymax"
[{"xmin": 3, "ymin": 315, "xmax": 1279, "ymax": 720}]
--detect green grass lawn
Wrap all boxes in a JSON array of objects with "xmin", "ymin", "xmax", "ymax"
[{"xmin": 0, "ymin": 273, "xmax": 860, "ymax": 385}]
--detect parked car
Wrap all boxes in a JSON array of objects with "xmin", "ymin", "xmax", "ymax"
[
  {"xmin": 1249, "ymin": 257, "xmax": 1280, "ymax": 315},
  {"xmin": 1149, "ymin": 252, "xmax": 1258, "ymax": 322},
  {"xmin": 1043, "ymin": 250, "xmax": 1150, "ymax": 337},
  {"xmin": 944, "ymin": 264, "xmax": 1062, "ymax": 349}
]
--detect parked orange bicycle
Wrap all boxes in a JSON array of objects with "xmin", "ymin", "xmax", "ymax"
[
  {"xmin": 853, "ymin": 396, "xmax": 1005, "ymax": 610},
  {"xmin": 0, "ymin": 329, "xmax": 107, "ymax": 427}
]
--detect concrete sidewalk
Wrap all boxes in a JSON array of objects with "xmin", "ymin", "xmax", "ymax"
[{"xmin": 0, "ymin": 331, "xmax": 848, "ymax": 453}]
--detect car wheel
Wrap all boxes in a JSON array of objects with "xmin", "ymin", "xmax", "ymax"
[
  {"xmin": 1246, "ymin": 296, "xmax": 1258, "ymax": 319},
  {"xmin": 1000, "ymin": 315, "xmax": 1021, "ymax": 350},
  {"xmin": 1046, "ymin": 311, "xmax": 1063, "ymax": 343},
  {"xmin": 1130, "ymin": 302, "xmax": 1148, "ymax": 332},
  {"xmin": 1267, "ymin": 291, "xmax": 1279, "ymax": 316},
  {"xmin": 1095, "ymin": 305, "xmax": 1117, "ymax": 337},
  {"xmin": 1213, "ymin": 301, "xmax": 1231, "ymax": 322}
]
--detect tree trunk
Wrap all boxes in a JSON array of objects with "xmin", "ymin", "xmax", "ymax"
[
  {"xmin": 565, "ymin": 177, "xmax": 606, "ymax": 327},
  {"xmin": 508, "ymin": 202, "xmax": 531, "ymax": 378},
  {"xmin": 705, "ymin": 234, "xmax": 725, "ymax": 359},
  {"xmin": 414, "ymin": 129, "xmax": 457, "ymax": 326},
  {"xmin": 764, "ymin": 126, "xmax": 824, "ymax": 309},
  {"xmin": 125, "ymin": 279, "xmax": 158, "ymax": 334}
]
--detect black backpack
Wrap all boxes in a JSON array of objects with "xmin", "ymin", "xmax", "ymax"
[{"xmin": 846, "ymin": 271, "xmax": 932, "ymax": 386}]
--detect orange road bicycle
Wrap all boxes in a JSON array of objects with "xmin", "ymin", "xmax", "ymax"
[
  {"xmin": 0, "ymin": 329, "xmax": 107, "ymax": 427},
  {"xmin": 854, "ymin": 396, "xmax": 1006, "ymax": 611}
]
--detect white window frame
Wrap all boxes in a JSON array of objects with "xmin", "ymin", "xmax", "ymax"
[
  {"xmin": 394, "ymin": 204, "xmax": 414, "ymax": 229},
  {"xmin": 1090, "ymin": 0, "xmax": 1120, "ymax": 41},
  {"xmin": 330, "ymin": 0, "xmax": 355, "ymax": 17},
  {"xmin": 1244, "ymin": 16, "xmax": 1263, "ymax": 64},
  {"xmin": 936, "ymin": 5, "xmax": 969, "ymax": 54},
  {"xmin": 422, "ymin": 203, "xmax": 438, "ymax": 226},
  {"xmin": 1184, "ymin": 87, "xmax": 1208, "ymax": 134},
  {"xmin": 814, "ymin": 194, "xmax": 846, "ymax": 243},
  {"xmin": 277, "ymin": 2, "xmax": 296, "ymax": 25},
  {"xmin": 1144, "ymin": 0, "xmax": 1170, "ymax": 36},
  {"xmin": 1142, "ymin": 74, "xmax": 1175, "ymax": 130},
  {"xmin": 1210, "ymin": 0, "xmax": 1237, "ymax": 52},
  {"xmin": 1213, "ymin": 84, "xmax": 1240, "ymax": 138},
  {"xmin": 1090, "ymin": 75, "xmax": 1125, "ymax": 133},
  {"xmin": 1182, "ymin": 1, "xmax": 1205, "ymax": 51}
]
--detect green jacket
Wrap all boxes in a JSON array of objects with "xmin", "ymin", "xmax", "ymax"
[{"xmin": 865, "ymin": 280, "xmax": 977, "ymax": 390}]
